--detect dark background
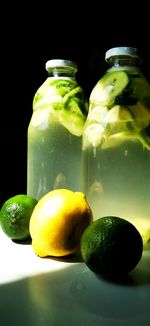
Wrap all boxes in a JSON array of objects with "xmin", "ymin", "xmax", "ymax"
[{"xmin": 1, "ymin": 4, "xmax": 150, "ymax": 206}]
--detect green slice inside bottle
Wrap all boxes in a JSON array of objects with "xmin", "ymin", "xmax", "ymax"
[
  {"xmin": 90, "ymin": 71, "xmax": 129, "ymax": 107},
  {"xmin": 32, "ymin": 79, "xmax": 88, "ymax": 136},
  {"xmin": 33, "ymin": 79, "xmax": 77, "ymax": 111},
  {"xmin": 103, "ymin": 105, "xmax": 135, "ymax": 136}
]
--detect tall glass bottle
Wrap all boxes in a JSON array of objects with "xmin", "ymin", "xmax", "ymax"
[
  {"xmin": 82, "ymin": 47, "xmax": 150, "ymax": 248},
  {"xmin": 27, "ymin": 59, "xmax": 88, "ymax": 200}
]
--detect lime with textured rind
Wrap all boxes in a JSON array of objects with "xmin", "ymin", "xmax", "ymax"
[
  {"xmin": 0, "ymin": 195, "xmax": 38, "ymax": 240},
  {"xmin": 81, "ymin": 216, "xmax": 143, "ymax": 278}
]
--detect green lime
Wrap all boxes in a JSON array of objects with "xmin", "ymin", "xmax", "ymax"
[
  {"xmin": 0, "ymin": 194, "xmax": 38, "ymax": 240},
  {"xmin": 80, "ymin": 216, "xmax": 143, "ymax": 278}
]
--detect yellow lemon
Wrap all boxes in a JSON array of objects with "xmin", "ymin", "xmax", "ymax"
[{"xmin": 29, "ymin": 189, "xmax": 93, "ymax": 257}]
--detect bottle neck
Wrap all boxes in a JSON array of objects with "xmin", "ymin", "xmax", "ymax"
[
  {"xmin": 107, "ymin": 56, "xmax": 142, "ymax": 69},
  {"xmin": 47, "ymin": 67, "xmax": 77, "ymax": 78}
]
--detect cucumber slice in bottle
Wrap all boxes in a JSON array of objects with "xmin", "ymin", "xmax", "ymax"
[
  {"xmin": 57, "ymin": 86, "xmax": 88, "ymax": 136},
  {"xmin": 102, "ymin": 131, "xmax": 139, "ymax": 150},
  {"xmin": 84, "ymin": 123, "xmax": 105, "ymax": 147},
  {"xmin": 90, "ymin": 71, "xmax": 129, "ymax": 107},
  {"xmin": 87, "ymin": 105, "xmax": 109, "ymax": 123},
  {"xmin": 33, "ymin": 79, "xmax": 76, "ymax": 111},
  {"xmin": 103, "ymin": 105, "xmax": 135, "ymax": 136},
  {"xmin": 64, "ymin": 86, "xmax": 88, "ymax": 115},
  {"xmin": 49, "ymin": 79, "xmax": 76, "ymax": 96},
  {"xmin": 58, "ymin": 109, "xmax": 85, "ymax": 137},
  {"xmin": 104, "ymin": 105, "xmax": 134, "ymax": 121},
  {"xmin": 129, "ymin": 102, "xmax": 150, "ymax": 131}
]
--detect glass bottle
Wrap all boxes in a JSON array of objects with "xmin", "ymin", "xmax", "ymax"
[
  {"xmin": 82, "ymin": 47, "xmax": 150, "ymax": 248},
  {"xmin": 27, "ymin": 59, "xmax": 88, "ymax": 200}
]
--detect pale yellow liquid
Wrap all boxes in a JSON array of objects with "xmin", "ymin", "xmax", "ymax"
[
  {"xmin": 27, "ymin": 119, "xmax": 82, "ymax": 200},
  {"xmin": 82, "ymin": 139, "xmax": 150, "ymax": 247}
]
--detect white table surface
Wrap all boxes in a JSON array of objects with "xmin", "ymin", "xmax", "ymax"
[{"xmin": 0, "ymin": 228, "xmax": 150, "ymax": 326}]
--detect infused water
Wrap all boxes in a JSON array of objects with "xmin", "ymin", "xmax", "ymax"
[
  {"xmin": 27, "ymin": 60, "xmax": 88, "ymax": 199},
  {"xmin": 82, "ymin": 47, "xmax": 150, "ymax": 247}
]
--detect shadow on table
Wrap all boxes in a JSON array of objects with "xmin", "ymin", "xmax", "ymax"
[{"xmin": 0, "ymin": 251, "xmax": 150, "ymax": 326}]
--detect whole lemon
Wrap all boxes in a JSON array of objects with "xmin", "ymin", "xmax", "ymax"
[{"xmin": 29, "ymin": 189, "xmax": 93, "ymax": 257}]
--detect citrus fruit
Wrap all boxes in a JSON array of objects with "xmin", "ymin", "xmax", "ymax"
[
  {"xmin": 80, "ymin": 216, "xmax": 143, "ymax": 278},
  {"xmin": 103, "ymin": 104, "xmax": 134, "ymax": 136},
  {"xmin": 29, "ymin": 189, "xmax": 93, "ymax": 257},
  {"xmin": 0, "ymin": 194, "xmax": 38, "ymax": 240}
]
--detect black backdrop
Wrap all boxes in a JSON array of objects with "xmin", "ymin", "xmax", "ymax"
[{"xmin": 1, "ymin": 4, "xmax": 150, "ymax": 206}]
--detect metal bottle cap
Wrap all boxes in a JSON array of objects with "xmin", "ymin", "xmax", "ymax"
[
  {"xmin": 105, "ymin": 47, "xmax": 141, "ymax": 62},
  {"xmin": 45, "ymin": 59, "xmax": 78, "ymax": 72}
]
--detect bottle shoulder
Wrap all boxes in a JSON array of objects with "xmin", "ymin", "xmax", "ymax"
[
  {"xmin": 30, "ymin": 75, "xmax": 88, "ymax": 137},
  {"xmin": 35, "ymin": 76, "xmax": 78, "ymax": 93},
  {"xmin": 107, "ymin": 65, "xmax": 142, "ymax": 74},
  {"xmin": 89, "ymin": 64, "xmax": 150, "ymax": 109}
]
